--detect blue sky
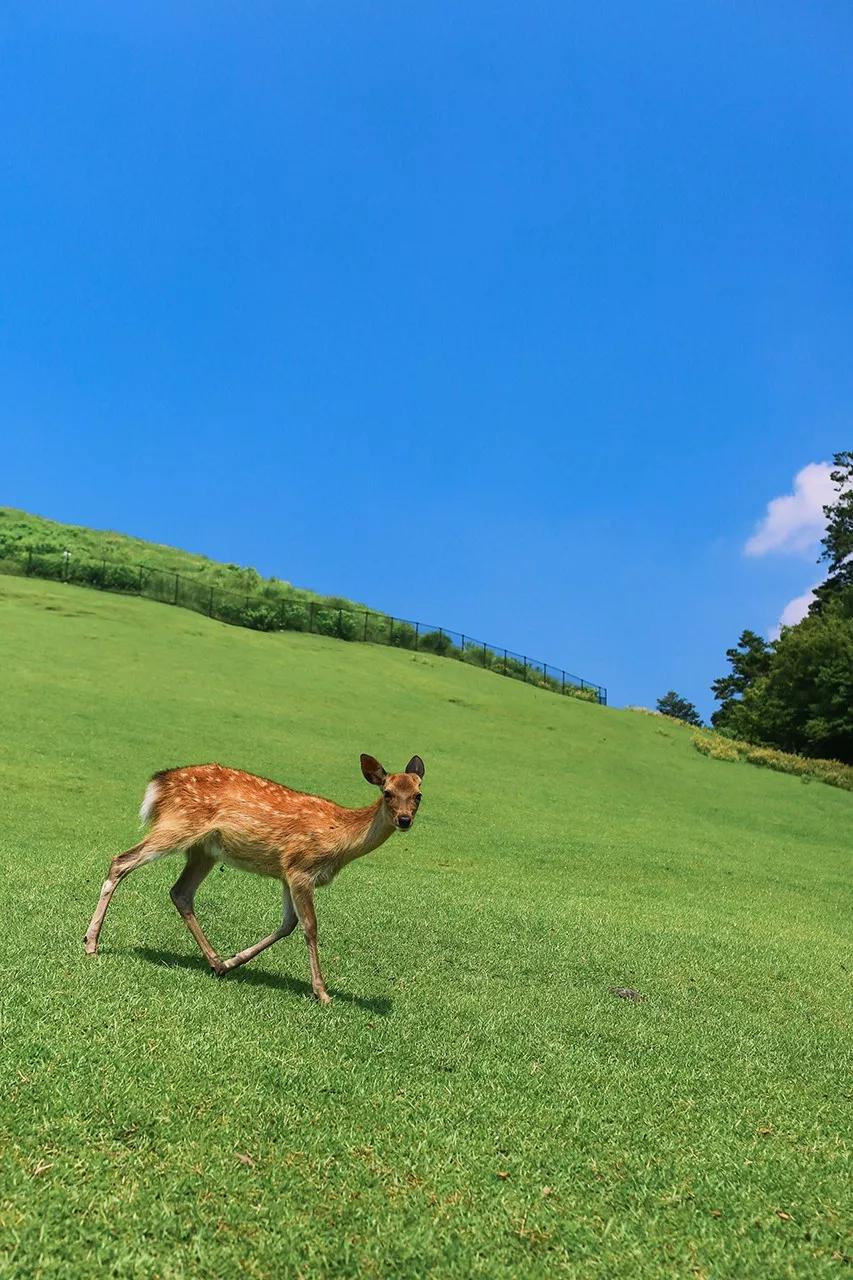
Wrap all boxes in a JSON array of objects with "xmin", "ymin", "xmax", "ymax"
[{"xmin": 3, "ymin": 3, "xmax": 851, "ymax": 716}]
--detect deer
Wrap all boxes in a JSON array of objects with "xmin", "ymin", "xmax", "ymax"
[{"xmin": 83, "ymin": 753, "xmax": 425, "ymax": 1004}]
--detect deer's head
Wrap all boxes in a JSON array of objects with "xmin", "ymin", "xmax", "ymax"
[{"xmin": 360, "ymin": 754, "xmax": 425, "ymax": 831}]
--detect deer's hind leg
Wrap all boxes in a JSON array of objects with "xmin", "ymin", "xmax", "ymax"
[
  {"xmin": 84, "ymin": 838, "xmax": 169, "ymax": 956},
  {"xmin": 169, "ymin": 847, "xmax": 224, "ymax": 973}
]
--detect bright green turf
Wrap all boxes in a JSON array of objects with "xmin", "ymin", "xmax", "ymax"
[{"xmin": 0, "ymin": 575, "xmax": 850, "ymax": 1279}]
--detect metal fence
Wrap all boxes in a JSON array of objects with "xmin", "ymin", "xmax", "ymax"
[{"xmin": 1, "ymin": 546, "xmax": 607, "ymax": 705}]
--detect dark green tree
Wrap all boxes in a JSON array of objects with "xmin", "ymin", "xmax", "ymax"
[
  {"xmin": 721, "ymin": 601, "xmax": 853, "ymax": 761},
  {"xmin": 812, "ymin": 451, "xmax": 853, "ymax": 610},
  {"xmin": 710, "ymin": 630, "xmax": 773, "ymax": 734},
  {"xmin": 710, "ymin": 451, "xmax": 853, "ymax": 761},
  {"xmin": 656, "ymin": 691, "xmax": 703, "ymax": 726}
]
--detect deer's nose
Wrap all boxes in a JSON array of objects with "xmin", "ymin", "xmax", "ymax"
[{"xmin": 397, "ymin": 815, "xmax": 412, "ymax": 829}]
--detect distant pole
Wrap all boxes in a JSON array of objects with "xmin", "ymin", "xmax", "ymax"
[{"xmin": 174, "ymin": 573, "xmax": 179, "ymax": 605}]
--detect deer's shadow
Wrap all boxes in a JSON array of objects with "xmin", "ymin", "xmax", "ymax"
[{"xmin": 129, "ymin": 946, "xmax": 393, "ymax": 1015}]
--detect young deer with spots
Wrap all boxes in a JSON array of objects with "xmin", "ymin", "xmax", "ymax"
[{"xmin": 83, "ymin": 754, "xmax": 425, "ymax": 1004}]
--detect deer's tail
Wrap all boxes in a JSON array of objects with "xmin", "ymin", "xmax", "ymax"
[{"xmin": 139, "ymin": 776, "xmax": 163, "ymax": 827}]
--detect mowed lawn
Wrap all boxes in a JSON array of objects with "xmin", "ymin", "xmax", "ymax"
[{"xmin": 0, "ymin": 576, "xmax": 849, "ymax": 1279}]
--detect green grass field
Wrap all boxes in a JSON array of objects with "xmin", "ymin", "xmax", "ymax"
[{"xmin": 1, "ymin": 575, "xmax": 850, "ymax": 1278}]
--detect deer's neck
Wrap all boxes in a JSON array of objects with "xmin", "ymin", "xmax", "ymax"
[{"xmin": 334, "ymin": 800, "xmax": 394, "ymax": 863}]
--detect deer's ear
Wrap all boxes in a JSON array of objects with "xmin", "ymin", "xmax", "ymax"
[
  {"xmin": 360, "ymin": 754, "xmax": 387, "ymax": 787},
  {"xmin": 405, "ymin": 755, "xmax": 425, "ymax": 779}
]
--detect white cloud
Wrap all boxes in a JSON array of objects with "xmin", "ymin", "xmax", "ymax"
[
  {"xmin": 744, "ymin": 461, "xmax": 834, "ymax": 557},
  {"xmin": 769, "ymin": 585, "xmax": 817, "ymax": 640}
]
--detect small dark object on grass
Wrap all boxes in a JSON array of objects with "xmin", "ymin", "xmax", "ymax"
[{"xmin": 610, "ymin": 986, "xmax": 645, "ymax": 1002}]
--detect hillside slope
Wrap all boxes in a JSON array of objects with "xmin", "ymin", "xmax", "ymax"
[
  {"xmin": 0, "ymin": 575, "xmax": 849, "ymax": 1279},
  {"xmin": 0, "ymin": 506, "xmax": 606, "ymax": 702},
  {"xmin": 0, "ymin": 505, "xmax": 365, "ymax": 607}
]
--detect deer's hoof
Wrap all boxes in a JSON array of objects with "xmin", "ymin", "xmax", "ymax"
[{"xmin": 315, "ymin": 990, "xmax": 332, "ymax": 1006}]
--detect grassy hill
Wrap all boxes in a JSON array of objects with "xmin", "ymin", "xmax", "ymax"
[
  {"xmin": 0, "ymin": 574, "xmax": 849, "ymax": 1278},
  {"xmin": 0, "ymin": 507, "xmax": 606, "ymax": 703},
  {"xmin": 0, "ymin": 505, "xmax": 364, "ymax": 607}
]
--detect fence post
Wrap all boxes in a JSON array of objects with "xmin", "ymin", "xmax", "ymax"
[
  {"xmin": 461, "ymin": 634, "xmax": 466, "ymax": 653},
  {"xmin": 309, "ymin": 602, "xmax": 315, "ymax": 633},
  {"xmin": 389, "ymin": 617, "xmax": 394, "ymax": 645},
  {"xmin": 174, "ymin": 573, "xmax": 179, "ymax": 605},
  {"xmin": 523, "ymin": 656, "xmax": 528, "ymax": 681},
  {"xmin": 363, "ymin": 611, "xmax": 369, "ymax": 641},
  {"xmin": 209, "ymin": 586, "xmax": 214, "ymax": 618},
  {"xmin": 482, "ymin": 641, "xmax": 487, "ymax": 664},
  {"xmin": 337, "ymin": 607, "xmax": 342, "ymax": 636},
  {"xmin": 561, "ymin": 670, "xmax": 565, "ymax": 693},
  {"xmin": 138, "ymin": 565, "xmax": 144, "ymax": 594},
  {"xmin": 415, "ymin": 622, "xmax": 419, "ymax": 651}
]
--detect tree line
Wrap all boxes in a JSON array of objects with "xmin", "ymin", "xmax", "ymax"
[{"xmin": 658, "ymin": 451, "xmax": 852, "ymax": 764}]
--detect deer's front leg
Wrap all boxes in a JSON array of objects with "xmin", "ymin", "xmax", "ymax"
[{"xmin": 289, "ymin": 881, "xmax": 331, "ymax": 1004}]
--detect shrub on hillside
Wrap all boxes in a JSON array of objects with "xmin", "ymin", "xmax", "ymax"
[
  {"xmin": 311, "ymin": 607, "xmax": 357, "ymax": 641},
  {"xmin": 277, "ymin": 600, "xmax": 310, "ymax": 632},
  {"xmin": 691, "ymin": 728, "xmax": 853, "ymax": 791},
  {"xmin": 388, "ymin": 621, "xmax": 418, "ymax": 650},
  {"xmin": 418, "ymin": 630, "xmax": 456, "ymax": 657},
  {"xmin": 692, "ymin": 733, "xmax": 740, "ymax": 762},
  {"xmin": 242, "ymin": 604, "xmax": 281, "ymax": 632},
  {"xmin": 563, "ymin": 684, "xmax": 600, "ymax": 703},
  {"xmin": 461, "ymin": 644, "xmax": 492, "ymax": 668}
]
